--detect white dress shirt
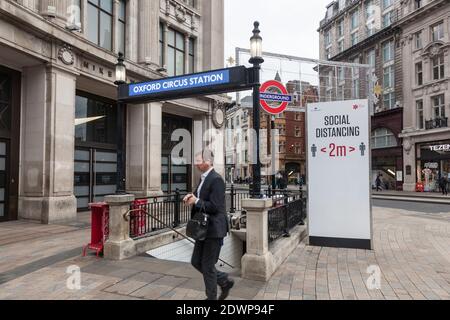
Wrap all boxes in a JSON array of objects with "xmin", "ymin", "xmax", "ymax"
[{"xmin": 195, "ymin": 167, "xmax": 214, "ymax": 204}]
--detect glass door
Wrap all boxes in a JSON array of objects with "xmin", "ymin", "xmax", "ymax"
[
  {"xmin": 0, "ymin": 140, "xmax": 8, "ymax": 222},
  {"xmin": 74, "ymin": 147, "xmax": 117, "ymax": 211},
  {"xmin": 161, "ymin": 113, "xmax": 192, "ymax": 194}
]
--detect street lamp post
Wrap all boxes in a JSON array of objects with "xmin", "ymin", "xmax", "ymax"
[
  {"xmin": 114, "ymin": 52, "xmax": 127, "ymax": 195},
  {"xmin": 249, "ymin": 21, "xmax": 264, "ymax": 199}
]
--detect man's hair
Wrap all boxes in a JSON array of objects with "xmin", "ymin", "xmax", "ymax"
[{"xmin": 195, "ymin": 148, "xmax": 215, "ymax": 165}]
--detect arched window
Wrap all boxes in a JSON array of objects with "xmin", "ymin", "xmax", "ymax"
[{"xmin": 371, "ymin": 128, "xmax": 397, "ymax": 149}]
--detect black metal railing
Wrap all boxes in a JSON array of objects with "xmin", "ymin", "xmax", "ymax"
[
  {"xmin": 129, "ymin": 190, "xmax": 191, "ymax": 239},
  {"xmin": 268, "ymin": 197, "xmax": 306, "ymax": 245},
  {"xmin": 425, "ymin": 117, "xmax": 448, "ymax": 130},
  {"xmin": 227, "ymin": 184, "xmax": 304, "ymax": 213}
]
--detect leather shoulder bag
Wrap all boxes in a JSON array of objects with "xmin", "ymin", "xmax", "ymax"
[{"xmin": 186, "ymin": 203, "xmax": 209, "ymax": 241}]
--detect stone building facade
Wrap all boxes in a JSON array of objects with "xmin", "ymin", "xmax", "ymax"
[
  {"xmin": 398, "ymin": 0, "xmax": 450, "ymax": 192},
  {"xmin": 0, "ymin": 0, "xmax": 227, "ymax": 223},
  {"xmin": 318, "ymin": 0, "xmax": 405, "ymax": 190}
]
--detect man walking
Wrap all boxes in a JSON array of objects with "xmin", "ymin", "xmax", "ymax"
[{"xmin": 183, "ymin": 149, "xmax": 234, "ymax": 300}]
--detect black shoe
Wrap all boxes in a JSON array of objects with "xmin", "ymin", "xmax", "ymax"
[{"xmin": 218, "ymin": 279, "xmax": 234, "ymax": 300}]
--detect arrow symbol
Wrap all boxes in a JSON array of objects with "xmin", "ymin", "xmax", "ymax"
[
  {"xmin": 349, "ymin": 147, "xmax": 356, "ymax": 152},
  {"xmin": 321, "ymin": 148, "xmax": 327, "ymax": 153}
]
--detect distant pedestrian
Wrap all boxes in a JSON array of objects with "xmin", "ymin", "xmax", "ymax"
[
  {"xmin": 375, "ymin": 175, "xmax": 383, "ymax": 192},
  {"xmin": 439, "ymin": 175, "xmax": 448, "ymax": 196}
]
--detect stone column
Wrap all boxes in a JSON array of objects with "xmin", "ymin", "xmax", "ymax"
[
  {"xmin": 163, "ymin": 22, "xmax": 170, "ymax": 70},
  {"xmin": 138, "ymin": 0, "xmax": 159, "ymax": 65},
  {"xmin": 126, "ymin": 102, "xmax": 163, "ymax": 197},
  {"xmin": 184, "ymin": 33, "xmax": 190, "ymax": 74},
  {"xmin": 403, "ymin": 139, "xmax": 417, "ymax": 192},
  {"xmin": 126, "ymin": 0, "xmax": 138, "ymax": 62},
  {"xmin": 19, "ymin": 64, "xmax": 78, "ymax": 223},
  {"xmin": 104, "ymin": 194, "xmax": 135, "ymax": 260},
  {"xmin": 241, "ymin": 198, "xmax": 275, "ymax": 281},
  {"xmin": 192, "ymin": 115, "xmax": 206, "ymax": 188},
  {"xmin": 112, "ymin": 0, "xmax": 119, "ymax": 53},
  {"xmin": 201, "ymin": 0, "xmax": 224, "ymax": 70}
]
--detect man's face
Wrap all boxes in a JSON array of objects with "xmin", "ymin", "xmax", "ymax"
[{"xmin": 195, "ymin": 154, "xmax": 210, "ymax": 173}]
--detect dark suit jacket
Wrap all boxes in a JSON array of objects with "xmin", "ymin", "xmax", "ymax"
[{"xmin": 191, "ymin": 169, "xmax": 228, "ymax": 239}]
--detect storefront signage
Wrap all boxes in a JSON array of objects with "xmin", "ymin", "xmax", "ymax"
[
  {"xmin": 430, "ymin": 144, "xmax": 450, "ymax": 152},
  {"xmin": 424, "ymin": 162, "xmax": 439, "ymax": 169},
  {"xmin": 259, "ymin": 80, "xmax": 292, "ymax": 115},
  {"xmin": 119, "ymin": 66, "xmax": 254, "ymax": 103},
  {"xmin": 307, "ymin": 100, "xmax": 372, "ymax": 250}
]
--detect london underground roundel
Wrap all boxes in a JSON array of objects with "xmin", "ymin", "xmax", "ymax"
[{"xmin": 259, "ymin": 80, "xmax": 293, "ymax": 115}]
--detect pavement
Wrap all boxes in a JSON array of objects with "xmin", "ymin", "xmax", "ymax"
[
  {"xmin": 373, "ymin": 190, "xmax": 450, "ymax": 204},
  {"xmin": 0, "ymin": 205, "xmax": 449, "ymax": 300},
  {"xmin": 229, "ymin": 184, "xmax": 450, "ymax": 204}
]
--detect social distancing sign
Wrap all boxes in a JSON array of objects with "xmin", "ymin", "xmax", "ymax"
[{"xmin": 307, "ymin": 100, "xmax": 372, "ymax": 250}]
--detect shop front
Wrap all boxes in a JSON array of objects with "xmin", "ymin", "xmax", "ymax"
[{"xmin": 416, "ymin": 140, "xmax": 450, "ymax": 192}]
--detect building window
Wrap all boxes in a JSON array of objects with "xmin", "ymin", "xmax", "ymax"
[
  {"xmin": 159, "ymin": 23, "xmax": 164, "ymax": 67},
  {"xmin": 432, "ymin": 94, "xmax": 445, "ymax": 119},
  {"xmin": 366, "ymin": 0, "xmax": 374, "ymax": 18},
  {"xmin": 325, "ymin": 29, "xmax": 332, "ymax": 47},
  {"xmin": 351, "ymin": 10, "xmax": 359, "ymax": 30},
  {"xmin": 163, "ymin": 27, "xmax": 195, "ymax": 76},
  {"xmin": 351, "ymin": 32, "xmax": 359, "ymax": 46},
  {"xmin": 189, "ymin": 38, "xmax": 195, "ymax": 73},
  {"xmin": 416, "ymin": 62, "xmax": 423, "ymax": 86},
  {"xmin": 87, "ymin": 0, "xmax": 113, "ymax": 51},
  {"xmin": 383, "ymin": 40, "xmax": 394, "ymax": 63},
  {"xmin": 338, "ymin": 67, "xmax": 345, "ymax": 82},
  {"xmin": 295, "ymin": 143, "xmax": 302, "ymax": 154},
  {"xmin": 184, "ymin": 0, "xmax": 196, "ymax": 8},
  {"xmin": 414, "ymin": 0, "xmax": 422, "ymax": 9},
  {"xmin": 383, "ymin": 0, "xmax": 393, "ymax": 9},
  {"xmin": 325, "ymin": 48, "xmax": 332, "ymax": 60},
  {"xmin": 415, "ymin": 31, "xmax": 423, "ymax": 49},
  {"xmin": 367, "ymin": 49, "xmax": 376, "ymax": 70},
  {"xmin": 382, "ymin": 11, "xmax": 393, "ymax": 28},
  {"xmin": 75, "ymin": 94, "xmax": 117, "ymax": 145},
  {"xmin": 416, "ymin": 100, "xmax": 424, "ymax": 129},
  {"xmin": 432, "ymin": 54, "xmax": 445, "ymax": 80},
  {"xmin": 371, "ymin": 128, "xmax": 397, "ymax": 149},
  {"xmin": 295, "ymin": 113, "xmax": 301, "ymax": 121},
  {"xmin": 279, "ymin": 141, "xmax": 286, "ymax": 153},
  {"xmin": 295, "ymin": 127, "xmax": 301, "ymax": 137},
  {"xmin": 117, "ymin": 0, "xmax": 126, "ymax": 55},
  {"xmin": 337, "ymin": 20, "xmax": 344, "ymax": 38},
  {"xmin": 338, "ymin": 39, "xmax": 344, "ymax": 53},
  {"xmin": 383, "ymin": 91, "xmax": 395, "ymax": 109},
  {"xmin": 431, "ymin": 22, "xmax": 444, "ymax": 42},
  {"xmin": 383, "ymin": 65, "xmax": 394, "ymax": 89}
]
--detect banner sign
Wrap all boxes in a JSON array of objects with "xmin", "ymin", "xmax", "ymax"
[
  {"xmin": 307, "ymin": 100, "xmax": 372, "ymax": 250},
  {"xmin": 118, "ymin": 66, "xmax": 253, "ymax": 103},
  {"xmin": 129, "ymin": 70, "xmax": 230, "ymax": 97}
]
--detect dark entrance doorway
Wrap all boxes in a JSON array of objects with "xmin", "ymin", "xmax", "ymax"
[
  {"xmin": 0, "ymin": 66, "xmax": 20, "ymax": 222},
  {"xmin": 162, "ymin": 113, "xmax": 192, "ymax": 194},
  {"xmin": 74, "ymin": 92, "xmax": 118, "ymax": 211}
]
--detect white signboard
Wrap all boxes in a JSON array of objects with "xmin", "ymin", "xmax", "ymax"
[{"xmin": 307, "ymin": 100, "xmax": 372, "ymax": 250}]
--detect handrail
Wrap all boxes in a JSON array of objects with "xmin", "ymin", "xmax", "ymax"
[{"xmin": 124, "ymin": 208, "xmax": 235, "ymax": 269}]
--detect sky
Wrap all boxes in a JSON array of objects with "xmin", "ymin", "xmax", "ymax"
[{"xmin": 224, "ymin": 0, "xmax": 331, "ymax": 64}]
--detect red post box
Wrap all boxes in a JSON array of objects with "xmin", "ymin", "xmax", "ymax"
[
  {"xmin": 130, "ymin": 199, "xmax": 148, "ymax": 238},
  {"xmin": 416, "ymin": 182, "xmax": 424, "ymax": 193},
  {"xmin": 83, "ymin": 202, "xmax": 109, "ymax": 257}
]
